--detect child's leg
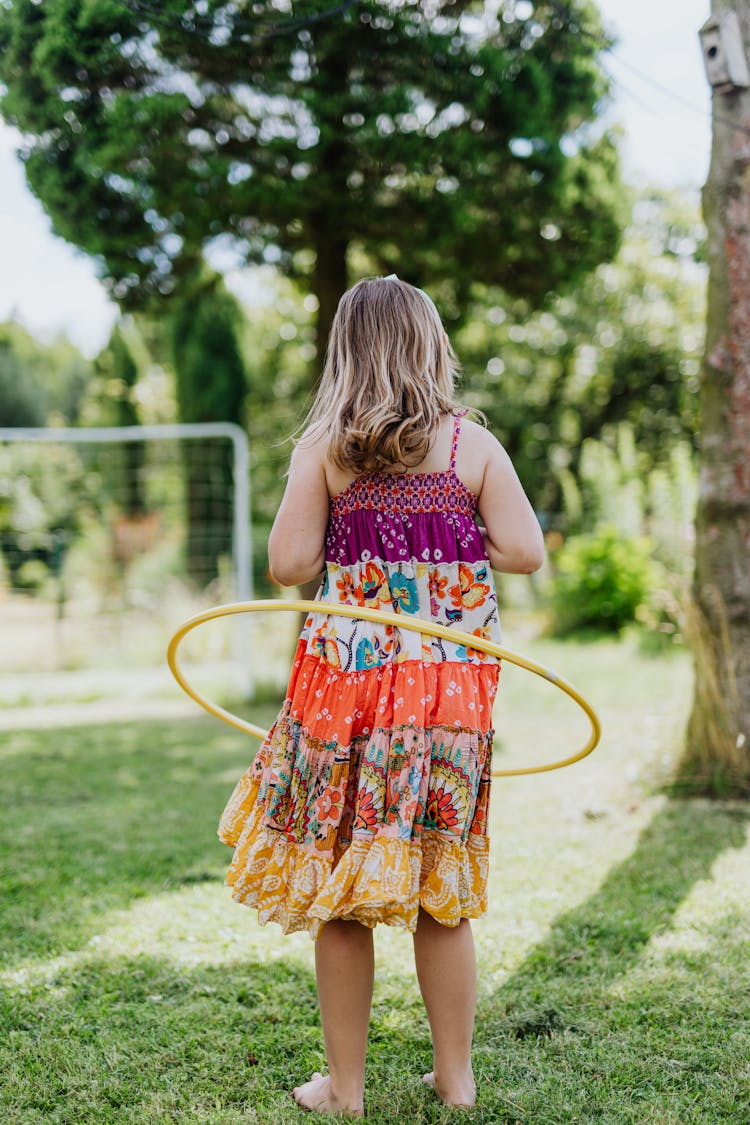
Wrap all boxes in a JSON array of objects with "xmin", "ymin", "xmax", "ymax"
[
  {"xmin": 412, "ymin": 908, "xmax": 477, "ymax": 1108},
  {"xmin": 292, "ymin": 918, "xmax": 373, "ymax": 1116}
]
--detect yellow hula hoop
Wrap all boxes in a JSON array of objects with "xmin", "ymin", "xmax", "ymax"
[{"xmin": 167, "ymin": 599, "xmax": 602, "ymax": 778}]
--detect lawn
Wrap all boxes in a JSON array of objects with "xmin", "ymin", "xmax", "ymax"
[{"xmin": 1, "ymin": 633, "xmax": 749, "ymax": 1124}]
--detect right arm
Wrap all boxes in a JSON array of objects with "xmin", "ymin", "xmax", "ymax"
[
  {"xmin": 476, "ymin": 432, "xmax": 545, "ymax": 574},
  {"xmin": 267, "ymin": 438, "xmax": 330, "ymax": 587}
]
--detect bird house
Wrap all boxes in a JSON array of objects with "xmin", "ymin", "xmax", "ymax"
[{"xmin": 699, "ymin": 10, "xmax": 750, "ymax": 93}]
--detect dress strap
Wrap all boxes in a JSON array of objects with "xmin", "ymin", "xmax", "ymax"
[{"xmin": 449, "ymin": 410, "xmax": 467, "ymax": 472}]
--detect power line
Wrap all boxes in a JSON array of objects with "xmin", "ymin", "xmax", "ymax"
[
  {"xmin": 606, "ymin": 45, "xmax": 713, "ymax": 123},
  {"xmin": 545, "ymin": 0, "xmax": 750, "ymax": 143},
  {"xmin": 601, "ymin": 63, "xmax": 713, "ymax": 171},
  {"xmin": 600, "ymin": 61, "xmax": 663, "ymax": 118},
  {"xmin": 609, "ymin": 41, "xmax": 750, "ymax": 144}
]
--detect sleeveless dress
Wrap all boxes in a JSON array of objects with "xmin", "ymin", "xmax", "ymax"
[{"xmin": 218, "ymin": 414, "xmax": 501, "ymax": 938}]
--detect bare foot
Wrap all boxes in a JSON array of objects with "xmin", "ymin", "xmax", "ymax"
[
  {"xmin": 422, "ymin": 1070, "xmax": 476, "ymax": 1109},
  {"xmin": 291, "ymin": 1072, "xmax": 364, "ymax": 1117}
]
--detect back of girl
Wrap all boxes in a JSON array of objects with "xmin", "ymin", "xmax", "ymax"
[{"xmin": 218, "ymin": 276, "xmax": 545, "ymax": 1116}]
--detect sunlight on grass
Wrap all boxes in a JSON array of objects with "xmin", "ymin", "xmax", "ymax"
[
  {"xmin": 2, "ymin": 883, "xmax": 315, "ymax": 989},
  {"xmin": 2, "ymin": 635, "xmax": 691, "ymax": 992},
  {"xmin": 5, "ymin": 636, "xmax": 750, "ymax": 1123},
  {"xmin": 610, "ymin": 811, "xmax": 750, "ymax": 991}
]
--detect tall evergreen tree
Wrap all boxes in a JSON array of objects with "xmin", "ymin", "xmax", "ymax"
[
  {"xmin": 169, "ymin": 267, "xmax": 248, "ymax": 583},
  {"xmin": 0, "ymin": 0, "xmax": 627, "ymax": 370},
  {"xmin": 108, "ymin": 325, "xmax": 147, "ymax": 518}
]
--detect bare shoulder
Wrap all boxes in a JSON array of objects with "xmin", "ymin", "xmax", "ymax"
[
  {"xmin": 290, "ymin": 428, "xmax": 329, "ymax": 472},
  {"xmin": 294, "ymin": 424, "xmax": 328, "ymax": 456},
  {"xmin": 294, "ymin": 425, "xmax": 352, "ymax": 495},
  {"xmin": 455, "ymin": 418, "xmax": 506, "ymax": 493},
  {"xmin": 460, "ymin": 419, "xmax": 495, "ymax": 448}
]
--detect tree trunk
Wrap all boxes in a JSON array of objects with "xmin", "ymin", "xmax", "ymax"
[
  {"xmin": 680, "ymin": 1, "xmax": 750, "ymax": 795},
  {"xmin": 313, "ymin": 227, "xmax": 349, "ymax": 380}
]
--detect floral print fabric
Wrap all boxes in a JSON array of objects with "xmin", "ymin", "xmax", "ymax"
[{"xmin": 218, "ymin": 414, "xmax": 501, "ymax": 937}]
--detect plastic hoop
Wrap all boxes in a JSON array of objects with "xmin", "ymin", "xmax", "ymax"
[{"xmin": 167, "ymin": 599, "xmax": 602, "ymax": 778}]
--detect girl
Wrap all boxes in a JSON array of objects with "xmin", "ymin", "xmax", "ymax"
[{"xmin": 218, "ymin": 277, "xmax": 545, "ymax": 1116}]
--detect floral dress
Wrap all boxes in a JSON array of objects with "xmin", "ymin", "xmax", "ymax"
[{"xmin": 218, "ymin": 413, "xmax": 501, "ymax": 937}]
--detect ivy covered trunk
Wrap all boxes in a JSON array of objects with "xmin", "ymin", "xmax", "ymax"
[{"xmin": 681, "ymin": 1, "xmax": 750, "ymax": 795}]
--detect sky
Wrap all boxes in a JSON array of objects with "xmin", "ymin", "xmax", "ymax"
[{"xmin": 0, "ymin": 0, "xmax": 713, "ymax": 359}]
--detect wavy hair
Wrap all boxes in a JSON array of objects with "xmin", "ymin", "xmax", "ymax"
[{"xmin": 300, "ymin": 277, "xmax": 467, "ymax": 474}]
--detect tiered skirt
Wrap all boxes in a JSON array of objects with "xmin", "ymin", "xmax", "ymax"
[{"xmin": 218, "ymin": 639, "xmax": 499, "ymax": 938}]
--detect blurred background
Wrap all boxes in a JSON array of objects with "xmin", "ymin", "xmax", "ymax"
[{"xmin": 0, "ymin": 0, "xmax": 709, "ymax": 719}]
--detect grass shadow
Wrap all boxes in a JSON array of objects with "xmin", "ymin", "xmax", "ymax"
[
  {"xmin": 1, "ymin": 954, "xmax": 319, "ymax": 1124},
  {"xmin": 3, "ymin": 710, "xmax": 749, "ymax": 1122},
  {"xmin": 1, "ymin": 951, "xmax": 486, "ymax": 1125},
  {"xmin": 476, "ymin": 799, "xmax": 750, "ymax": 1123},
  {"xmin": 0, "ymin": 713, "xmax": 278, "ymax": 969}
]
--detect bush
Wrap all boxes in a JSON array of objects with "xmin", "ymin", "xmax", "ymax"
[{"xmin": 548, "ymin": 524, "xmax": 656, "ymax": 635}]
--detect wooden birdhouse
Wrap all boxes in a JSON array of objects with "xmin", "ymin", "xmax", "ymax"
[{"xmin": 699, "ymin": 10, "xmax": 750, "ymax": 93}]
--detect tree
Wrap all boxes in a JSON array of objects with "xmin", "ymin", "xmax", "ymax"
[
  {"xmin": 0, "ymin": 320, "xmax": 90, "ymax": 426},
  {"xmin": 0, "ymin": 330, "xmax": 44, "ymax": 427},
  {"xmin": 89, "ymin": 324, "xmax": 148, "ymax": 517},
  {"xmin": 455, "ymin": 184, "xmax": 705, "ymax": 522},
  {"xmin": 0, "ymin": 0, "xmax": 627, "ymax": 371},
  {"xmin": 168, "ymin": 266, "xmax": 248, "ymax": 583},
  {"xmin": 680, "ymin": 3, "xmax": 750, "ymax": 796}
]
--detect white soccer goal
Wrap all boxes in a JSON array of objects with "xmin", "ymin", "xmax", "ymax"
[{"xmin": 0, "ymin": 423, "xmax": 253, "ymax": 695}]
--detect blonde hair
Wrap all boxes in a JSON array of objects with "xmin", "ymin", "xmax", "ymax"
[{"xmin": 301, "ymin": 277, "xmax": 466, "ymax": 474}]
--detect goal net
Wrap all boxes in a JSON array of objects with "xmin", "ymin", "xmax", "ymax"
[{"xmin": 0, "ymin": 424, "xmax": 252, "ymax": 689}]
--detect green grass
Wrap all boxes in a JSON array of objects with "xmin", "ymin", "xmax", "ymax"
[{"xmin": 1, "ymin": 635, "xmax": 749, "ymax": 1123}]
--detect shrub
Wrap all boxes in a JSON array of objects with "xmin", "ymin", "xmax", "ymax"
[{"xmin": 548, "ymin": 524, "xmax": 656, "ymax": 635}]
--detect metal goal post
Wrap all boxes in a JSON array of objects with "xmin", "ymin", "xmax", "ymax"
[{"xmin": 0, "ymin": 422, "xmax": 253, "ymax": 694}]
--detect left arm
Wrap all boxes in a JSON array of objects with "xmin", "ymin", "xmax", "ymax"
[{"xmin": 267, "ymin": 439, "xmax": 330, "ymax": 587}]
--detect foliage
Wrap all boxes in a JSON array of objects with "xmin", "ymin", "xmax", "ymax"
[
  {"xmin": 231, "ymin": 270, "xmax": 320, "ymax": 593},
  {"xmin": 0, "ymin": 330, "xmax": 44, "ymax": 427},
  {"xmin": 0, "ymin": 441, "xmax": 89, "ymax": 588},
  {"xmin": 637, "ymin": 441, "xmax": 698, "ymax": 648},
  {"xmin": 542, "ymin": 420, "xmax": 697, "ymax": 639},
  {"xmin": 169, "ymin": 269, "xmax": 247, "ymax": 428},
  {"xmin": 0, "ymin": 323, "xmax": 156, "ymax": 595},
  {"xmin": 168, "ymin": 269, "xmax": 249, "ymax": 583},
  {"xmin": 234, "ymin": 272, "xmax": 318, "ymax": 522},
  {"xmin": 84, "ymin": 324, "xmax": 140, "ymax": 427},
  {"xmin": 0, "ymin": 320, "xmax": 91, "ymax": 426},
  {"xmin": 456, "ymin": 185, "xmax": 705, "ymax": 519},
  {"xmin": 0, "ymin": 305, "xmax": 248, "ymax": 601},
  {"xmin": 86, "ymin": 324, "xmax": 148, "ymax": 516},
  {"xmin": 210, "ymin": 188, "xmax": 704, "ymax": 595},
  {"xmin": 548, "ymin": 523, "xmax": 657, "ymax": 635},
  {"xmin": 0, "ymin": 0, "xmax": 627, "ymax": 368}
]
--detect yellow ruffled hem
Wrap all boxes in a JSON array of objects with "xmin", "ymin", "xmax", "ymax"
[{"xmin": 219, "ymin": 792, "xmax": 489, "ymax": 939}]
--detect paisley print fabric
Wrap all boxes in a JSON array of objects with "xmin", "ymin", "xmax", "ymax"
[{"xmin": 218, "ymin": 413, "xmax": 501, "ymax": 937}]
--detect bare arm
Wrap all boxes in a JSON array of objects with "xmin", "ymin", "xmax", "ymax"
[
  {"xmin": 477, "ymin": 434, "xmax": 545, "ymax": 574},
  {"xmin": 267, "ymin": 440, "xmax": 330, "ymax": 587}
]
